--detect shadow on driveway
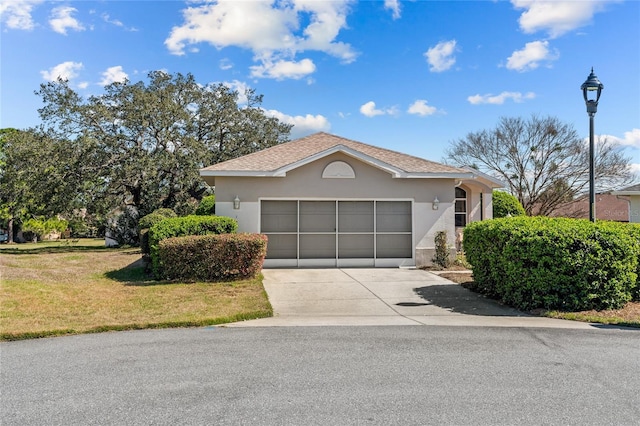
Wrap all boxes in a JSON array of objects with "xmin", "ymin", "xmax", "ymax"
[{"xmin": 413, "ymin": 284, "xmax": 530, "ymax": 317}]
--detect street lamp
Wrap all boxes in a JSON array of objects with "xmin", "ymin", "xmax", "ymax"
[{"xmin": 581, "ymin": 67, "xmax": 604, "ymax": 222}]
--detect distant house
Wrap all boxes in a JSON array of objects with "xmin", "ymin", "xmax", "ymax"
[
  {"xmin": 612, "ymin": 184, "xmax": 640, "ymax": 223},
  {"xmin": 200, "ymin": 132, "xmax": 503, "ymax": 268},
  {"xmin": 548, "ymin": 193, "xmax": 630, "ymax": 222}
]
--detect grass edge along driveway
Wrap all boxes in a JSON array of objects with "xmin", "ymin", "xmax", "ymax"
[{"xmin": 0, "ymin": 241, "xmax": 272, "ymax": 341}]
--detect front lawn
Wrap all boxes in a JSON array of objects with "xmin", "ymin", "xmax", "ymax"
[{"xmin": 0, "ymin": 240, "xmax": 272, "ymax": 340}]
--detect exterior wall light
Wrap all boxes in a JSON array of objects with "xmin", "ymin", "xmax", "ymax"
[
  {"xmin": 233, "ymin": 196, "xmax": 240, "ymax": 210},
  {"xmin": 432, "ymin": 196, "xmax": 439, "ymax": 210}
]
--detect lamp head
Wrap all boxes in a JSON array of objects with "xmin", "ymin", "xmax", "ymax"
[{"xmin": 581, "ymin": 67, "xmax": 603, "ymax": 108}]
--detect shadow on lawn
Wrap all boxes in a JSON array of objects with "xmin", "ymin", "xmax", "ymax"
[
  {"xmin": 105, "ymin": 259, "xmax": 180, "ymax": 287},
  {"xmin": 0, "ymin": 245, "xmax": 113, "ymax": 255}
]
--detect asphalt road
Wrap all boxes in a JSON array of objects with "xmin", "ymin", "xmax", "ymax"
[{"xmin": 2, "ymin": 326, "xmax": 639, "ymax": 425}]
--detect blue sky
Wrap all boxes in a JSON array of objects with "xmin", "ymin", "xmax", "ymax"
[{"xmin": 1, "ymin": 0, "xmax": 639, "ymax": 173}]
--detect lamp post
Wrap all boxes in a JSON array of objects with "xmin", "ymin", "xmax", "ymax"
[{"xmin": 581, "ymin": 67, "xmax": 604, "ymax": 222}]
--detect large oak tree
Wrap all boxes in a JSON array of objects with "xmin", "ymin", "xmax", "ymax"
[
  {"xmin": 36, "ymin": 71, "xmax": 292, "ymax": 218},
  {"xmin": 445, "ymin": 115, "xmax": 633, "ymax": 216}
]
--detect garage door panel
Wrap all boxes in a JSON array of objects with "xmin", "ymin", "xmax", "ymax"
[
  {"xmin": 300, "ymin": 201, "xmax": 336, "ymax": 232},
  {"xmin": 376, "ymin": 201, "xmax": 411, "ymax": 232},
  {"xmin": 338, "ymin": 201, "xmax": 374, "ymax": 232},
  {"xmin": 338, "ymin": 234, "xmax": 374, "ymax": 258},
  {"xmin": 300, "ymin": 234, "xmax": 336, "ymax": 259},
  {"xmin": 376, "ymin": 234, "xmax": 412, "ymax": 258},
  {"xmin": 261, "ymin": 200, "xmax": 297, "ymax": 232},
  {"xmin": 265, "ymin": 234, "xmax": 297, "ymax": 259}
]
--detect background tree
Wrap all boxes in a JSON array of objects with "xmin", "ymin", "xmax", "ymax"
[
  {"xmin": 36, "ymin": 71, "xmax": 291, "ymax": 222},
  {"xmin": 0, "ymin": 128, "xmax": 92, "ymax": 242},
  {"xmin": 446, "ymin": 115, "xmax": 633, "ymax": 216},
  {"xmin": 492, "ymin": 190, "xmax": 526, "ymax": 218}
]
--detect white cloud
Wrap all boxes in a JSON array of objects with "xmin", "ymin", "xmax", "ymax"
[
  {"xmin": 629, "ymin": 164, "xmax": 640, "ymax": 176},
  {"xmin": 219, "ymin": 58, "xmax": 233, "ymax": 70},
  {"xmin": 250, "ymin": 58, "xmax": 316, "ymax": 80},
  {"xmin": 263, "ymin": 109, "xmax": 330, "ymax": 139},
  {"xmin": 467, "ymin": 91, "xmax": 536, "ymax": 105},
  {"xmin": 505, "ymin": 40, "xmax": 559, "ymax": 72},
  {"xmin": 359, "ymin": 101, "xmax": 398, "ymax": 117},
  {"xmin": 222, "ymin": 80, "xmax": 251, "ymax": 105},
  {"xmin": 407, "ymin": 100, "xmax": 438, "ymax": 116},
  {"xmin": 102, "ymin": 13, "xmax": 123, "ymax": 27},
  {"xmin": 0, "ymin": 0, "xmax": 43, "ymax": 30},
  {"xmin": 77, "ymin": 81, "xmax": 89, "ymax": 89},
  {"xmin": 101, "ymin": 13, "xmax": 136, "ymax": 31},
  {"xmin": 512, "ymin": 0, "xmax": 615, "ymax": 38},
  {"xmin": 40, "ymin": 61, "xmax": 84, "ymax": 81},
  {"xmin": 621, "ymin": 129, "xmax": 640, "ymax": 148},
  {"xmin": 360, "ymin": 101, "xmax": 384, "ymax": 117},
  {"xmin": 49, "ymin": 6, "xmax": 85, "ymax": 35},
  {"xmin": 424, "ymin": 40, "xmax": 457, "ymax": 72},
  {"xmin": 600, "ymin": 129, "xmax": 640, "ymax": 149},
  {"xmin": 384, "ymin": 0, "xmax": 401, "ymax": 20},
  {"xmin": 99, "ymin": 66, "xmax": 128, "ymax": 86},
  {"xmin": 165, "ymin": 0, "xmax": 356, "ymax": 80}
]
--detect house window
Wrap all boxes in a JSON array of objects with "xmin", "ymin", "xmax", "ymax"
[{"xmin": 455, "ymin": 187, "xmax": 467, "ymax": 227}]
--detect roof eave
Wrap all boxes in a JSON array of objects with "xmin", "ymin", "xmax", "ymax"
[{"xmin": 611, "ymin": 191, "xmax": 640, "ymax": 196}]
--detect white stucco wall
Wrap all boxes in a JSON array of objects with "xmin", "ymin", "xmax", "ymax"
[{"xmin": 631, "ymin": 196, "xmax": 640, "ymax": 223}]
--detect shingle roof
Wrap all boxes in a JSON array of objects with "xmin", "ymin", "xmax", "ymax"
[
  {"xmin": 200, "ymin": 132, "xmax": 468, "ymax": 176},
  {"xmin": 619, "ymin": 183, "xmax": 640, "ymax": 192}
]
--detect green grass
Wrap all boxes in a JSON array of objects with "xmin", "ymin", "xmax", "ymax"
[
  {"xmin": 544, "ymin": 307, "xmax": 640, "ymax": 328},
  {"xmin": 0, "ymin": 238, "xmax": 108, "ymax": 254},
  {"xmin": 0, "ymin": 243, "xmax": 272, "ymax": 341}
]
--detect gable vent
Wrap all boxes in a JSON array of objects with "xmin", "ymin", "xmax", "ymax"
[{"xmin": 322, "ymin": 161, "xmax": 355, "ymax": 178}]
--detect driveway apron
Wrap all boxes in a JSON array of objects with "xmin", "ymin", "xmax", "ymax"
[{"xmin": 227, "ymin": 268, "xmax": 595, "ymax": 328}]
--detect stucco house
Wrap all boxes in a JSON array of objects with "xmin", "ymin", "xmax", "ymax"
[
  {"xmin": 612, "ymin": 184, "xmax": 640, "ymax": 223},
  {"xmin": 200, "ymin": 132, "xmax": 503, "ymax": 268}
]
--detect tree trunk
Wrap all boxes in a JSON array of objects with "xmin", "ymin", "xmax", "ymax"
[{"xmin": 8, "ymin": 217, "xmax": 14, "ymax": 244}]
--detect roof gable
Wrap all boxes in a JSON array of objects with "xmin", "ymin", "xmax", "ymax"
[{"xmin": 200, "ymin": 132, "xmax": 473, "ymax": 180}]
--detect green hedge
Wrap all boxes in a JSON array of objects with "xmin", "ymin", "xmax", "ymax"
[
  {"xmin": 492, "ymin": 190, "xmax": 525, "ymax": 218},
  {"xmin": 138, "ymin": 209, "xmax": 177, "ymax": 255},
  {"xmin": 463, "ymin": 217, "xmax": 639, "ymax": 311},
  {"xmin": 195, "ymin": 195, "xmax": 216, "ymax": 216},
  {"xmin": 148, "ymin": 215, "xmax": 238, "ymax": 278},
  {"xmin": 628, "ymin": 224, "xmax": 640, "ymax": 301},
  {"xmin": 158, "ymin": 233, "xmax": 267, "ymax": 281}
]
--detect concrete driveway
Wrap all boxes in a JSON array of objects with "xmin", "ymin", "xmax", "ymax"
[{"xmin": 228, "ymin": 268, "xmax": 595, "ymax": 329}]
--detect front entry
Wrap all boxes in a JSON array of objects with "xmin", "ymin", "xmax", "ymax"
[{"xmin": 261, "ymin": 200, "xmax": 413, "ymax": 267}]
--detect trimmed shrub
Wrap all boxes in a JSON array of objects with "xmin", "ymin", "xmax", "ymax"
[
  {"xmin": 464, "ymin": 217, "xmax": 639, "ymax": 311},
  {"xmin": 432, "ymin": 230, "xmax": 450, "ymax": 268},
  {"xmin": 624, "ymin": 223, "xmax": 640, "ymax": 301},
  {"xmin": 138, "ymin": 209, "xmax": 177, "ymax": 230},
  {"xmin": 493, "ymin": 190, "xmax": 526, "ymax": 218},
  {"xmin": 159, "ymin": 233, "xmax": 267, "ymax": 282},
  {"xmin": 148, "ymin": 215, "xmax": 238, "ymax": 278},
  {"xmin": 138, "ymin": 209, "xmax": 178, "ymax": 256},
  {"xmin": 195, "ymin": 195, "xmax": 216, "ymax": 216}
]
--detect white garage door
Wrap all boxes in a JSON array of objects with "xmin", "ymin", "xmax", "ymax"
[{"xmin": 261, "ymin": 200, "xmax": 412, "ymax": 267}]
